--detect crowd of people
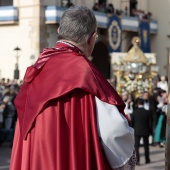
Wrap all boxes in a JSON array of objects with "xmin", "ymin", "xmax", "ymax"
[
  {"xmin": 121, "ymin": 75, "xmax": 168, "ymax": 165},
  {"xmin": 92, "ymin": 1, "xmax": 152, "ymax": 20},
  {"xmin": 0, "ymin": 77, "xmax": 168, "ymax": 167},
  {"xmin": 0, "ymin": 73, "xmax": 168, "ymax": 164},
  {"xmin": 131, "ymin": 9, "xmax": 152, "ymax": 20},
  {"xmin": 63, "ymin": 1, "xmax": 153, "ymax": 20},
  {"xmin": 0, "ymin": 74, "xmax": 168, "ymax": 149},
  {"xmin": 0, "ymin": 78, "xmax": 21, "ymax": 146},
  {"xmin": 64, "ymin": 1, "xmax": 126, "ymax": 16},
  {"xmin": 92, "ymin": 2, "xmax": 127, "ymax": 16}
]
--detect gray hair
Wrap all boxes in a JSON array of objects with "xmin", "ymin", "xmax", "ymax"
[{"xmin": 58, "ymin": 5, "xmax": 97, "ymax": 45}]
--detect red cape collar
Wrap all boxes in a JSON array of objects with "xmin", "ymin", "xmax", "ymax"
[
  {"xmin": 33, "ymin": 41, "xmax": 84, "ymax": 70},
  {"xmin": 24, "ymin": 41, "xmax": 85, "ymax": 83}
]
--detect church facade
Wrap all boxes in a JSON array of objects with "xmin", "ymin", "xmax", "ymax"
[{"xmin": 0, "ymin": 0, "xmax": 169, "ymax": 79}]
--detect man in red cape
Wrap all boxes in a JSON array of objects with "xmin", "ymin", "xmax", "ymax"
[{"xmin": 10, "ymin": 6, "xmax": 135, "ymax": 170}]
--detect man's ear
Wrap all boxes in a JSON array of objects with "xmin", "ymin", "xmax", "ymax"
[{"xmin": 87, "ymin": 32, "xmax": 96, "ymax": 45}]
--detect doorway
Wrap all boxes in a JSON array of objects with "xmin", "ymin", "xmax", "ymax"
[{"xmin": 92, "ymin": 41, "xmax": 110, "ymax": 79}]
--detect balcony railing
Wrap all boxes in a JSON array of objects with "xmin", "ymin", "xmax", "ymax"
[
  {"xmin": 45, "ymin": 6, "xmax": 158, "ymax": 34},
  {"xmin": 0, "ymin": 6, "xmax": 18, "ymax": 24},
  {"xmin": 45, "ymin": 6, "xmax": 63, "ymax": 23}
]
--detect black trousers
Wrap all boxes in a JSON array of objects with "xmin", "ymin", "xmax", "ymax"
[{"xmin": 135, "ymin": 135, "xmax": 150, "ymax": 163}]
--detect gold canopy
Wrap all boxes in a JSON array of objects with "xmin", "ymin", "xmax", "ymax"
[{"xmin": 123, "ymin": 44, "xmax": 148, "ymax": 64}]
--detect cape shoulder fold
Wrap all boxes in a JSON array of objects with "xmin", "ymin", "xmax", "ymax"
[{"xmin": 15, "ymin": 48, "xmax": 125, "ymax": 139}]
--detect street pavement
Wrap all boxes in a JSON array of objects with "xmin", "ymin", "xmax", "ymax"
[
  {"xmin": 0, "ymin": 142, "xmax": 11, "ymax": 170},
  {"xmin": 136, "ymin": 145, "xmax": 165, "ymax": 170},
  {"xmin": 0, "ymin": 143, "xmax": 165, "ymax": 170}
]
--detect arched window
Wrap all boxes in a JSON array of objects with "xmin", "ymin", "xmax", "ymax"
[{"xmin": 130, "ymin": 0, "xmax": 138, "ymax": 16}]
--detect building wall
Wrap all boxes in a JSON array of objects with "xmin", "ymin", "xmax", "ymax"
[
  {"xmin": 111, "ymin": 0, "xmax": 170, "ymax": 76},
  {"xmin": 126, "ymin": 0, "xmax": 170, "ymax": 76},
  {"xmin": 47, "ymin": 24, "xmax": 58, "ymax": 48},
  {"xmin": 71, "ymin": 0, "xmax": 95, "ymax": 9},
  {"xmin": 0, "ymin": 0, "xmax": 47, "ymax": 80},
  {"xmin": 137, "ymin": 0, "xmax": 148, "ymax": 12},
  {"xmin": 0, "ymin": 0, "xmax": 169, "ymax": 79},
  {"xmin": 148, "ymin": 0, "xmax": 170, "ymax": 76},
  {"xmin": 41, "ymin": 0, "xmax": 59, "ymax": 6},
  {"xmin": 0, "ymin": 25, "xmax": 24, "ymax": 79},
  {"xmin": 108, "ymin": 0, "xmax": 121, "ymax": 9}
]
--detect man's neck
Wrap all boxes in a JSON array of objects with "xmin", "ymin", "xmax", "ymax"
[{"xmin": 61, "ymin": 40, "xmax": 89, "ymax": 57}]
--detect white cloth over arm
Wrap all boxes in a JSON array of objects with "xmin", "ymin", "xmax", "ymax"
[{"xmin": 95, "ymin": 97, "xmax": 134, "ymax": 169}]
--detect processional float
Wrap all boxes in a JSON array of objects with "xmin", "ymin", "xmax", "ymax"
[{"xmin": 111, "ymin": 37, "xmax": 159, "ymax": 99}]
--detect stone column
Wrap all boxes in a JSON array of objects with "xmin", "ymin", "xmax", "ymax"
[
  {"xmin": 13, "ymin": 0, "xmax": 48, "ymax": 58},
  {"xmin": 137, "ymin": 0, "xmax": 148, "ymax": 12}
]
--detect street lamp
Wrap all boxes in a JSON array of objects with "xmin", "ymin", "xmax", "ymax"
[
  {"xmin": 30, "ymin": 54, "xmax": 35, "ymax": 65},
  {"xmin": 14, "ymin": 46, "xmax": 21, "ymax": 80}
]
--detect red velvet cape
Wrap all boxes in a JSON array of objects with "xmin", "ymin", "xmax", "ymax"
[{"xmin": 10, "ymin": 42, "xmax": 125, "ymax": 170}]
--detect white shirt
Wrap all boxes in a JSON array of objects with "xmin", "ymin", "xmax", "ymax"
[
  {"xmin": 157, "ymin": 81, "xmax": 168, "ymax": 92},
  {"xmin": 144, "ymin": 102, "xmax": 149, "ymax": 110},
  {"xmin": 95, "ymin": 97, "xmax": 134, "ymax": 169},
  {"xmin": 124, "ymin": 102, "xmax": 133, "ymax": 115}
]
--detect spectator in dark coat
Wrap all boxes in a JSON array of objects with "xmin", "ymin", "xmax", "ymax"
[
  {"xmin": 131, "ymin": 98, "xmax": 152, "ymax": 165},
  {"xmin": 134, "ymin": 91, "xmax": 157, "ymax": 144}
]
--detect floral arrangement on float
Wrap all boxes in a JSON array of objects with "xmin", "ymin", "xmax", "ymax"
[
  {"xmin": 118, "ymin": 74, "xmax": 150, "ymax": 99},
  {"xmin": 112, "ymin": 37, "xmax": 158, "ymax": 99}
]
